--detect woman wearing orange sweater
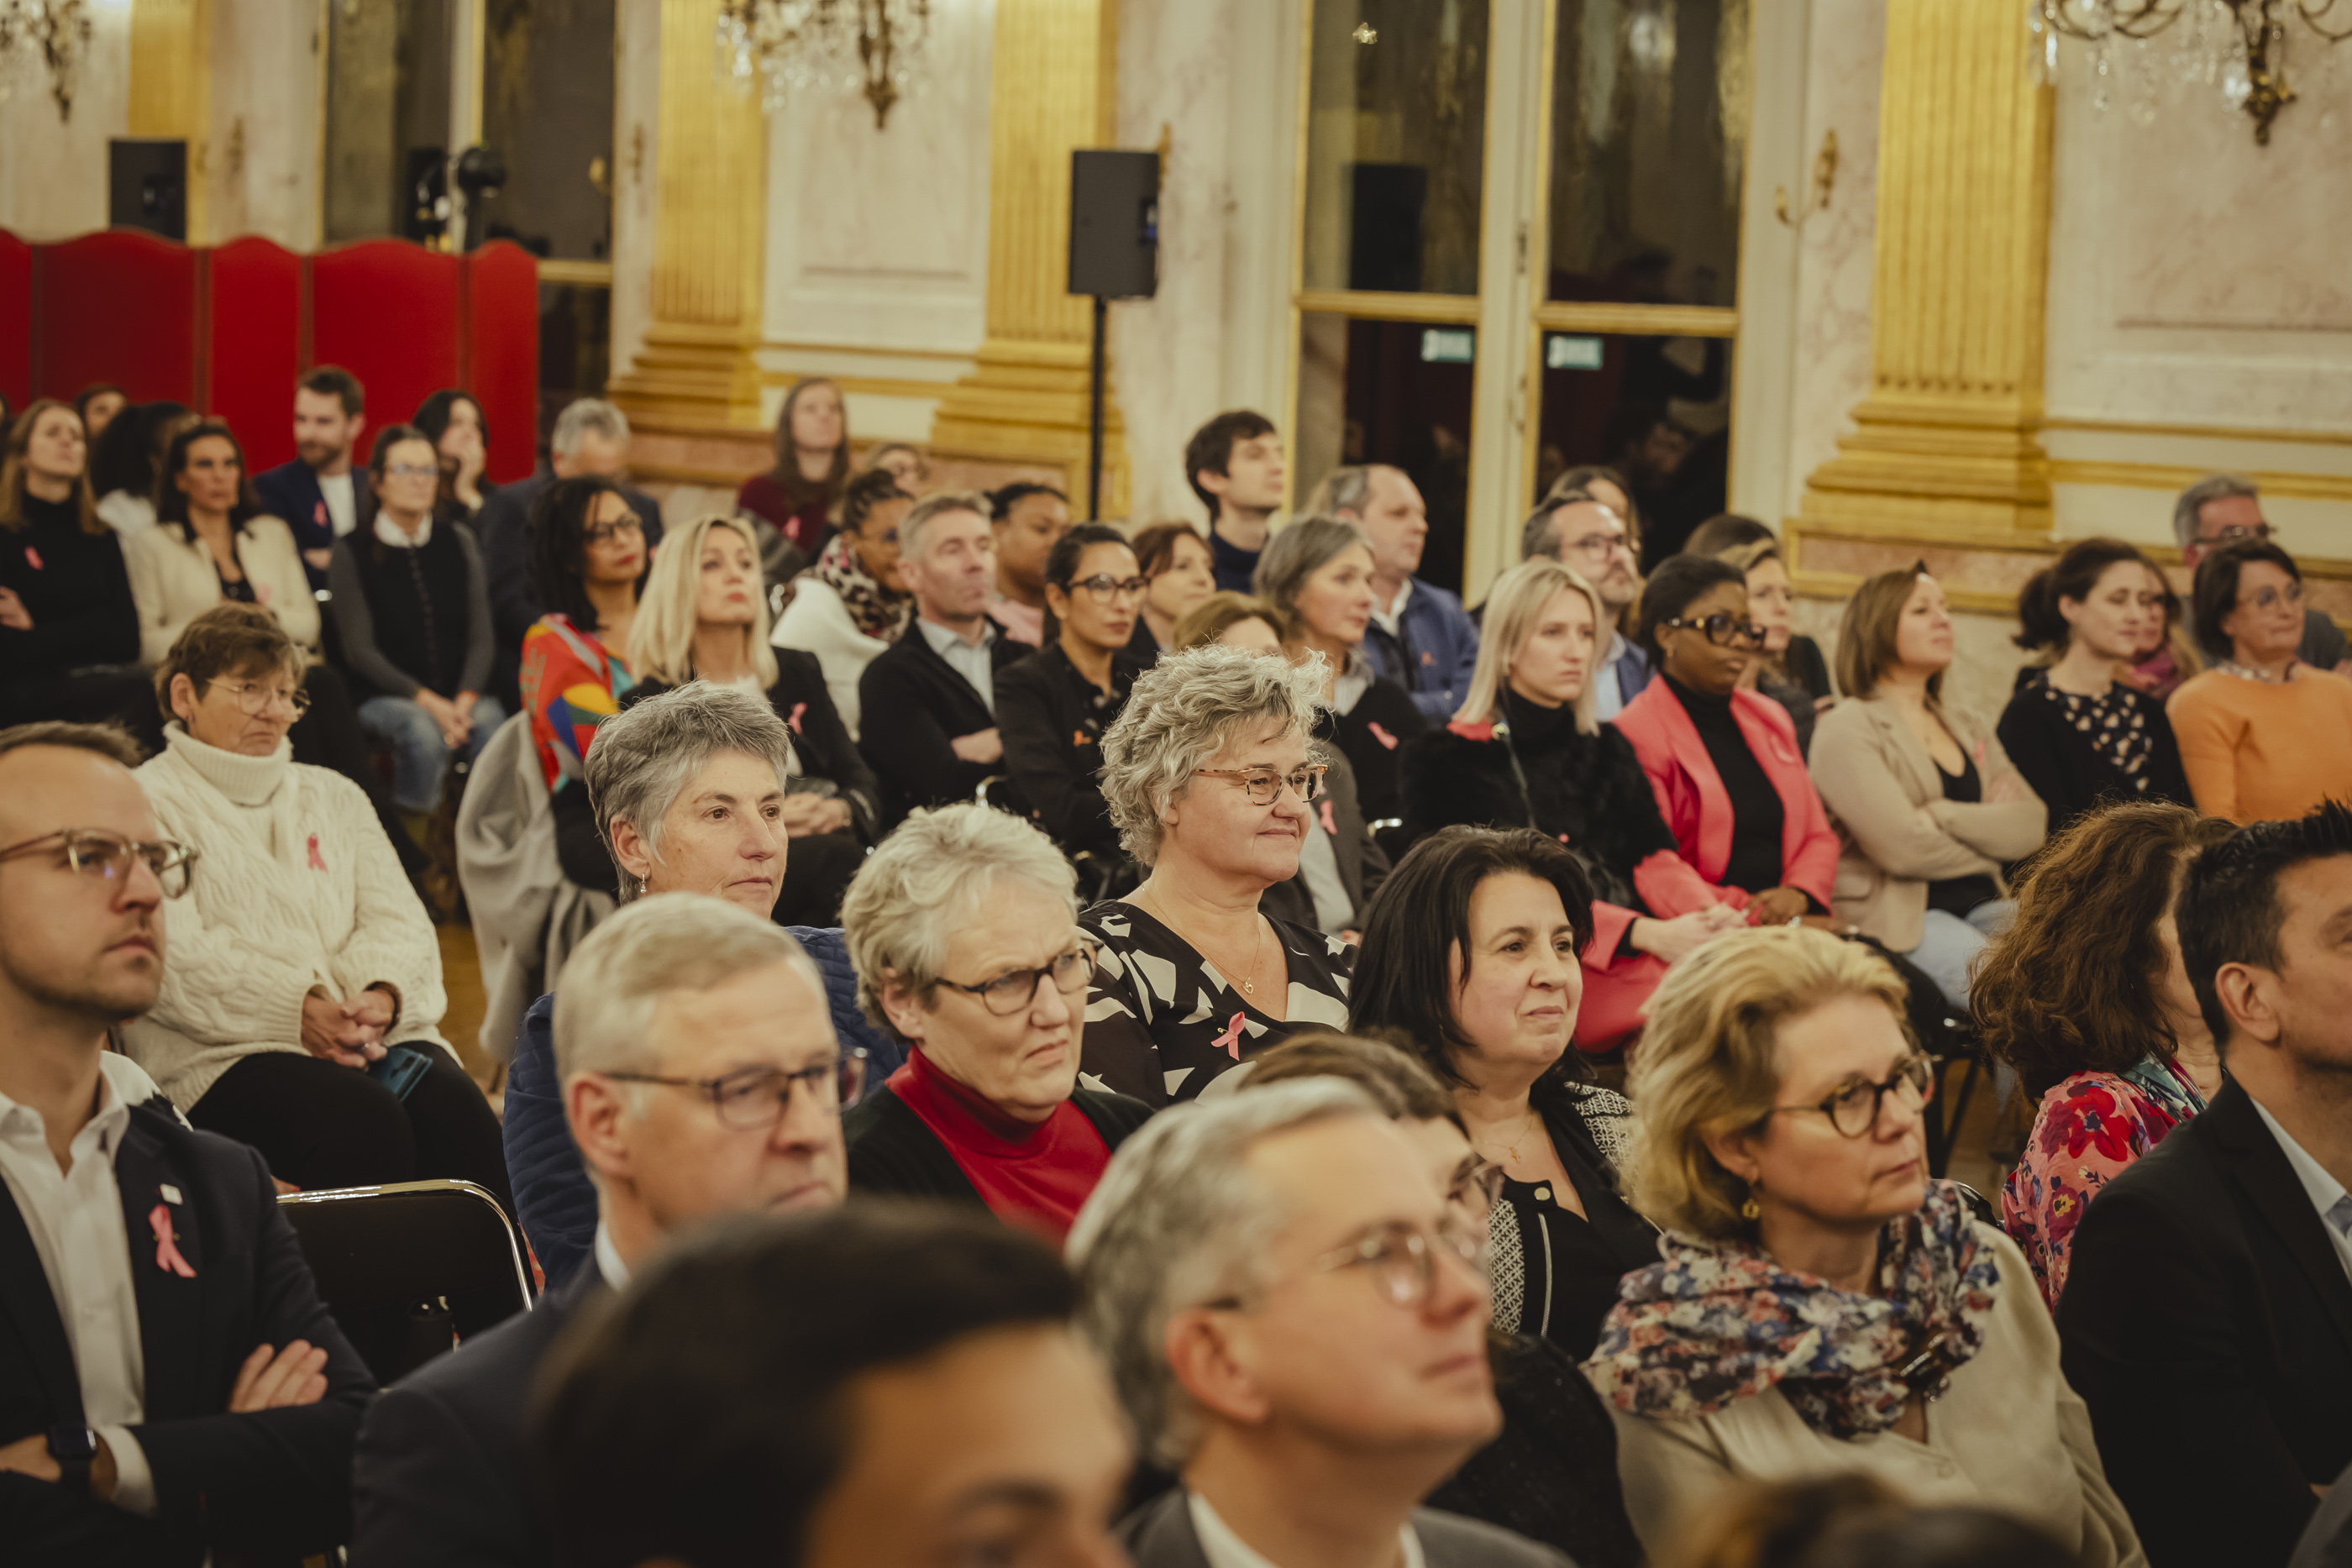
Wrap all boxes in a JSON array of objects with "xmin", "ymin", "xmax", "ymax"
[{"xmin": 2167, "ymin": 539, "xmax": 2352, "ymax": 823}]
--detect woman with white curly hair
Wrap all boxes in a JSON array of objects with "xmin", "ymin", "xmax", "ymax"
[{"xmin": 1080, "ymin": 643, "xmax": 1356, "ymax": 1106}]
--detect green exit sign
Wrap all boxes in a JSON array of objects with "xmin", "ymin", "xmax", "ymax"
[
  {"xmin": 1546, "ymin": 333, "xmax": 1604, "ymax": 370},
  {"xmin": 1420, "ymin": 328, "xmax": 1475, "ymax": 364}
]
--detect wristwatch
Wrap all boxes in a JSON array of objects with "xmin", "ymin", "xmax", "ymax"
[{"xmin": 47, "ymin": 1424, "xmax": 97, "ymax": 1495}]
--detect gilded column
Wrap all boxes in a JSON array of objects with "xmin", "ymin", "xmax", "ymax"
[
  {"xmin": 129, "ymin": 0, "xmax": 213, "ymax": 244},
  {"xmin": 606, "ymin": 0, "xmax": 769, "ymax": 429},
  {"xmin": 928, "ymin": 0, "xmax": 1128, "ymax": 514},
  {"xmin": 1799, "ymin": 0, "xmax": 2055, "ymax": 540}
]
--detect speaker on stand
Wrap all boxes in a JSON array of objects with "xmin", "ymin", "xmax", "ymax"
[{"xmin": 1068, "ymin": 149, "xmax": 1160, "ymax": 519}]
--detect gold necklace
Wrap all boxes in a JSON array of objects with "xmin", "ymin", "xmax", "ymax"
[
  {"xmin": 1482, "ymin": 1110, "xmax": 1543, "ymax": 1169},
  {"xmin": 1141, "ymin": 892, "xmax": 1268, "ymax": 997}
]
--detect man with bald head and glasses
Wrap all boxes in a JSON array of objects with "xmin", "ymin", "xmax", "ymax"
[{"xmin": 0, "ymin": 720, "xmax": 374, "ymax": 1565}]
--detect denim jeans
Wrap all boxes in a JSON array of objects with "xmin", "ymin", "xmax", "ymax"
[
  {"xmin": 357, "ymin": 694, "xmax": 505, "ymax": 811},
  {"xmin": 1900, "ymin": 899, "xmax": 2013, "ymax": 1013}
]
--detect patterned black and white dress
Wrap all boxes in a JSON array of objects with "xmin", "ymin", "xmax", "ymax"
[
  {"xmin": 1076, "ymin": 902, "xmax": 1354, "ymax": 1107},
  {"xmin": 1485, "ymin": 1080, "xmax": 1661, "ymax": 1362}
]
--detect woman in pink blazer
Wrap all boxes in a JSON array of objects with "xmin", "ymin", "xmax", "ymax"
[{"xmin": 1614, "ymin": 556, "xmax": 1841, "ymax": 924}]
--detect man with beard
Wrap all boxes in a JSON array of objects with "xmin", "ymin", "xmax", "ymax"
[{"xmin": 255, "ymin": 366, "xmax": 373, "ymax": 593}]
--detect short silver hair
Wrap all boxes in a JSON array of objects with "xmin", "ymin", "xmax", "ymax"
[
  {"xmin": 552, "ymin": 893, "xmax": 824, "ymax": 1086},
  {"xmin": 1097, "ymin": 644, "xmax": 1329, "ymax": 867},
  {"xmin": 582, "ymin": 681, "xmax": 796, "ymax": 902},
  {"xmin": 1066, "ymin": 1078, "xmax": 1383, "ymax": 1468},
  {"xmin": 552, "ymin": 398, "xmax": 631, "ymax": 459},
  {"xmin": 900, "ymin": 490, "xmax": 992, "ymax": 560},
  {"xmin": 837, "ymin": 803, "xmax": 1077, "ymax": 1041},
  {"xmin": 1251, "ymin": 514, "xmax": 1370, "ymax": 624},
  {"xmin": 2173, "ymin": 474, "xmax": 2260, "ymax": 551}
]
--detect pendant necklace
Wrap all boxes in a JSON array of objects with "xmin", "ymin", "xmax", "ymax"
[{"xmin": 1142, "ymin": 891, "xmax": 1267, "ymax": 997}]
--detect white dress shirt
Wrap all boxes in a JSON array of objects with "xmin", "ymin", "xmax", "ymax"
[
  {"xmin": 1188, "ymin": 1491, "xmax": 1425, "ymax": 1568},
  {"xmin": 372, "ymin": 513, "xmax": 431, "ymax": 549},
  {"xmin": 1370, "ymin": 577, "xmax": 1414, "ymax": 641},
  {"xmin": 318, "ymin": 470, "xmax": 359, "ymax": 539},
  {"xmin": 0, "ymin": 1051, "xmax": 169, "ymax": 1514},
  {"xmin": 2251, "ymin": 1096, "xmax": 2352, "ymax": 1287},
  {"xmin": 592, "ymin": 1221, "xmax": 632, "ymax": 1290},
  {"xmin": 1592, "ymin": 632, "xmax": 1632, "ymax": 721},
  {"xmin": 919, "ymin": 616, "xmax": 999, "ymax": 716}
]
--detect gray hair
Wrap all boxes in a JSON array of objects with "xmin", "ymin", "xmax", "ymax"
[
  {"xmin": 1097, "ymin": 643, "xmax": 1330, "ymax": 867},
  {"xmin": 1250, "ymin": 514, "xmax": 1371, "ymax": 624},
  {"xmin": 1305, "ymin": 464, "xmax": 1376, "ymax": 517},
  {"xmin": 551, "ymin": 398, "xmax": 632, "ymax": 459},
  {"xmin": 552, "ymin": 893, "xmax": 824, "ymax": 1085},
  {"xmin": 837, "ymin": 803, "xmax": 1078, "ymax": 1041},
  {"xmin": 582, "ymin": 681, "xmax": 797, "ymax": 902},
  {"xmin": 1066, "ymin": 1078, "xmax": 1383, "ymax": 1468},
  {"xmin": 900, "ymin": 489, "xmax": 992, "ymax": 560},
  {"xmin": 2172, "ymin": 474, "xmax": 2260, "ymax": 551},
  {"xmin": 1520, "ymin": 490, "xmax": 1594, "ymax": 563}
]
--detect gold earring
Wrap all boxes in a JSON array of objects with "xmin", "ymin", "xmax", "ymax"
[{"xmin": 1740, "ymin": 1183, "xmax": 1762, "ymax": 1222}]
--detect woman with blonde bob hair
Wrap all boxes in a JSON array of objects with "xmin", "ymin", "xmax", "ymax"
[
  {"xmin": 1588, "ymin": 925, "xmax": 2145, "ymax": 1568},
  {"xmin": 1400, "ymin": 556, "xmax": 1739, "ymax": 1053},
  {"xmin": 618, "ymin": 511, "xmax": 876, "ymax": 924}
]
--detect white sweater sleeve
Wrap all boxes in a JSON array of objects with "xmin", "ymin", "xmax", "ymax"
[
  {"xmin": 316, "ymin": 774, "xmax": 449, "ymax": 1042},
  {"xmin": 147, "ymin": 843, "xmax": 333, "ymax": 1051}
]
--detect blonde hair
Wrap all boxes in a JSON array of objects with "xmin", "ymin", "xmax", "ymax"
[
  {"xmin": 1625, "ymin": 926, "xmax": 1917, "ymax": 1240},
  {"xmin": 627, "ymin": 513, "xmax": 778, "ymax": 690},
  {"xmin": 1453, "ymin": 557, "xmax": 1606, "ymax": 735}
]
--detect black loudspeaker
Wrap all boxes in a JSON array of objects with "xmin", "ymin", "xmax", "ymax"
[
  {"xmin": 1348, "ymin": 162, "xmax": 1427, "ymax": 293},
  {"xmin": 1068, "ymin": 149, "xmax": 1159, "ymax": 301},
  {"xmin": 109, "ymin": 139, "xmax": 187, "ymax": 241}
]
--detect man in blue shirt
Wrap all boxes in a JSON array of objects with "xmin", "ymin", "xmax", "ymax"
[
  {"xmin": 1184, "ymin": 410, "xmax": 1287, "ymax": 592},
  {"xmin": 1320, "ymin": 464, "xmax": 1480, "ymax": 721}
]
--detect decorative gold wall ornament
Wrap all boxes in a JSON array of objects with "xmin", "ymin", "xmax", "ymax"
[
  {"xmin": 0, "ymin": 0, "xmax": 93, "ymax": 121},
  {"xmin": 1774, "ymin": 129, "xmax": 1837, "ymax": 230},
  {"xmin": 716, "ymin": 0, "xmax": 931, "ymax": 128},
  {"xmin": 2028, "ymin": 0, "xmax": 2352, "ymax": 144}
]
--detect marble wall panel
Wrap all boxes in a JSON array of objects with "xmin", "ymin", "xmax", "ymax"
[
  {"xmin": 207, "ymin": 0, "xmax": 321, "ymax": 247},
  {"xmin": 609, "ymin": 0, "xmax": 659, "ymax": 385},
  {"xmin": 0, "ymin": 7, "xmax": 131, "ymax": 239}
]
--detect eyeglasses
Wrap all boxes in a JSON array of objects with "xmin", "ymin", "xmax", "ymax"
[
  {"xmin": 383, "ymin": 462, "xmax": 438, "ymax": 480},
  {"xmin": 1314, "ymin": 1219, "xmax": 1489, "ymax": 1309},
  {"xmin": 1446, "ymin": 1153, "xmax": 1506, "ymax": 1225},
  {"xmin": 0, "ymin": 828, "xmax": 197, "ymax": 899},
  {"xmin": 938, "ymin": 942, "xmax": 1098, "ymax": 1017},
  {"xmin": 1068, "ymin": 574, "xmax": 1148, "ymax": 601},
  {"xmin": 1661, "ymin": 612, "xmax": 1767, "ymax": 649},
  {"xmin": 1767, "ymin": 1054, "xmax": 1935, "ymax": 1139},
  {"xmin": 2204, "ymin": 522, "xmax": 2276, "ymax": 547},
  {"xmin": 1193, "ymin": 765, "xmax": 1327, "ymax": 805},
  {"xmin": 1564, "ymin": 528, "xmax": 1630, "ymax": 560},
  {"xmin": 207, "ymin": 677, "xmax": 312, "ymax": 718},
  {"xmin": 584, "ymin": 514, "xmax": 644, "ymax": 546},
  {"xmin": 606, "ymin": 1050, "xmax": 869, "ymax": 1130},
  {"xmin": 2240, "ymin": 579, "xmax": 2304, "ymax": 612}
]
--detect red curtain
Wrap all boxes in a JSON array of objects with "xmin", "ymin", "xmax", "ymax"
[
  {"xmin": 0, "ymin": 232, "xmax": 30, "ymax": 416},
  {"xmin": 34, "ymin": 230, "xmax": 200, "ymax": 409},
  {"xmin": 205, "ymin": 237, "xmax": 303, "ymax": 472}
]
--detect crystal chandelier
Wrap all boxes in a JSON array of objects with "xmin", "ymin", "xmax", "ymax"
[
  {"xmin": 717, "ymin": 0, "xmax": 932, "ymax": 128},
  {"xmin": 2028, "ymin": 0, "xmax": 2352, "ymax": 144},
  {"xmin": 0, "ymin": 0, "xmax": 93, "ymax": 122}
]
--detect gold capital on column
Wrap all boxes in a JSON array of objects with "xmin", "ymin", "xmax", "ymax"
[
  {"xmin": 609, "ymin": 0, "xmax": 769, "ymax": 430},
  {"xmin": 1801, "ymin": 0, "xmax": 2055, "ymax": 542},
  {"xmin": 929, "ymin": 0, "xmax": 1129, "ymax": 515}
]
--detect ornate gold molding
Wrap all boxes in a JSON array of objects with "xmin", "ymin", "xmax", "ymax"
[
  {"xmin": 1800, "ymin": 0, "xmax": 2055, "ymax": 541},
  {"xmin": 129, "ymin": 0, "xmax": 213, "ymax": 244},
  {"xmin": 2050, "ymin": 459, "xmax": 2352, "ymax": 505}
]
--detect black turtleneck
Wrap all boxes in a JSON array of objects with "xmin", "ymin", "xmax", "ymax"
[
  {"xmin": 0, "ymin": 491, "xmax": 139, "ymax": 679},
  {"xmin": 1661, "ymin": 673, "xmax": 1785, "ymax": 896},
  {"xmin": 1500, "ymin": 684, "xmax": 1577, "ymax": 748}
]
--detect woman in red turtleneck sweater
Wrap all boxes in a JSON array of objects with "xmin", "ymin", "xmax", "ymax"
[{"xmin": 838, "ymin": 802, "xmax": 1153, "ymax": 1240}]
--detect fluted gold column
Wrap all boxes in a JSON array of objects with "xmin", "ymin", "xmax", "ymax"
[
  {"xmin": 607, "ymin": 0, "xmax": 769, "ymax": 429},
  {"xmin": 129, "ymin": 0, "xmax": 213, "ymax": 244},
  {"xmin": 928, "ymin": 0, "xmax": 1128, "ymax": 514},
  {"xmin": 1799, "ymin": 0, "xmax": 2055, "ymax": 540}
]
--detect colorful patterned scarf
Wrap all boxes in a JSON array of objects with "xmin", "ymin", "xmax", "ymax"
[
  {"xmin": 1586, "ymin": 1179, "xmax": 1998, "ymax": 1439},
  {"xmin": 812, "ymin": 531, "xmax": 910, "ymax": 644}
]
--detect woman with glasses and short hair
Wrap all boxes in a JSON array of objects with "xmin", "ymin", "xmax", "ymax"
[
  {"xmin": 1080, "ymin": 644, "xmax": 1357, "ymax": 1106},
  {"xmin": 840, "ymin": 803, "xmax": 1152, "ymax": 1239},
  {"xmin": 999, "ymin": 523, "xmax": 1151, "ymax": 878},
  {"xmin": 1588, "ymin": 925, "xmax": 2145, "ymax": 1568},
  {"xmin": 123, "ymin": 602, "xmax": 512, "ymax": 1218},
  {"xmin": 2167, "ymin": 538, "xmax": 2352, "ymax": 823}
]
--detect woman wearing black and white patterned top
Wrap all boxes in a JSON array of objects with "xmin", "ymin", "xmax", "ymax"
[
  {"xmin": 1080, "ymin": 643, "xmax": 1355, "ymax": 1106},
  {"xmin": 1348, "ymin": 825, "xmax": 1659, "ymax": 1361},
  {"xmin": 1998, "ymin": 538, "xmax": 2192, "ymax": 831}
]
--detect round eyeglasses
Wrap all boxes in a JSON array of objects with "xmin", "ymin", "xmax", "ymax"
[
  {"xmin": 1767, "ymin": 1054, "xmax": 1935, "ymax": 1139},
  {"xmin": 0, "ymin": 829, "xmax": 198, "ymax": 899},
  {"xmin": 207, "ymin": 677, "xmax": 312, "ymax": 718},
  {"xmin": 937, "ymin": 942, "xmax": 1098, "ymax": 1017},
  {"xmin": 606, "ymin": 1050, "xmax": 869, "ymax": 1130}
]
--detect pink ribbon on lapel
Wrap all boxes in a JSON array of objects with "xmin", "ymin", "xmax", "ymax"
[
  {"xmin": 148, "ymin": 1204, "xmax": 195, "ymax": 1278},
  {"xmin": 787, "ymin": 702, "xmax": 807, "ymax": 734},
  {"xmin": 1319, "ymin": 799, "xmax": 1337, "ymax": 835},
  {"xmin": 1368, "ymin": 721, "xmax": 1399, "ymax": 751},
  {"xmin": 307, "ymin": 833, "xmax": 327, "ymax": 871},
  {"xmin": 1210, "ymin": 1011, "xmax": 1247, "ymax": 1062}
]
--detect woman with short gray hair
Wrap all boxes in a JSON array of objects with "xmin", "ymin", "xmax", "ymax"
[
  {"xmin": 839, "ymin": 802, "xmax": 1152, "ymax": 1237},
  {"xmin": 1080, "ymin": 644, "xmax": 1356, "ymax": 1106}
]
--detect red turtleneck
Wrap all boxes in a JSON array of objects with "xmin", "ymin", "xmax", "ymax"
[{"xmin": 885, "ymin": 1048, "xmax": 1110, "ymax": 1241}]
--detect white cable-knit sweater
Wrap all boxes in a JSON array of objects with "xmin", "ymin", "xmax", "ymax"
[{"xmin": 123, "ymin": 726, "xmax": 451, "ymax": 1109}]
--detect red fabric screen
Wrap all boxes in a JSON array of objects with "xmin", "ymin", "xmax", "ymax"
[
  {"xmin": 310, "ymin": 240, "xmax": 462, "ymax": 444},
  {"xmin": 34, "ymin": 230, "xmax": 198, "ymax": 406},
  {"xmin": 204, "ymin": 236, "xmax": 304, "ymax": 472},
  {"xmin": 462, "ymin": 242, "xmax": 540, "ymax": 485},
  {"xmin": 0, "ymin": 231, "xmax": 29, "ymax": 415}
]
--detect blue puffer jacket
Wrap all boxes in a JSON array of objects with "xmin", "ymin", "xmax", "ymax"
[{"xmin": 500, "ymin": 925, "xmax": 901, "ymax": 1290}]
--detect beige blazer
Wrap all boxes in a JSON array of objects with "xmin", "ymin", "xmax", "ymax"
[
  {"xmin": 1807, "ymin": 695, "xmax": 2045, "ymax": 951},
  {"xmin": 125, "ymin": 515, "xmax": 319, "ymax": 665},
  {"xmin": 1603, "ymin": 1226, "xmax": 2147, "ymax": 1568}
]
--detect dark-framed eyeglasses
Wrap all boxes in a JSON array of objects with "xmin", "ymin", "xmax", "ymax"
[
  {"xmin": 584, "ymin": 513, "xmax": 644, "ymax": 546},
  {"xmin": 1565, "ymin": 528, "xmax": 1630, "ymax": 560},
  {"xmin": 2205, "ymin": 521, "xmax": 2275, "ymax": 548},
  {"xmin": 382, "ymin": 462, "xmax": 439, "ymax": 481},
  {"xmin": 1767, "ymin": 1053, "xmax": 1935, "ymax": 1139},
  {"xmin": 937, "ymin": 941, "xmax": 1098, "ymax": 1017},
  {"xmin": 1661, "ymin": 612, "xmax": 1767, "ymax": 649},
  {"xmin": 1446, "ymin": 1153, "xmax": 1507, "ymax": 1224},
  {"xmin": 1069, "ymin": 574, "xmax": 1149, "ymax": 602},
  {"xmin": 606, "ymin": 1050, "xmax": 868, "ymax": 1130},
  {"xmin": 1193, "ymin": 764, "xmax": 1327, "ymax": 805},
  {"xmin": 2239, "ymin": 578, "xmax": 2304, "ymax": 612},
  {"xmin": 206, "ymin": 676, "xmax": 312, "ymax": 718},
  {"xmin": 0, "ymin": 829, "xmax": 197, "ymax": 899}
]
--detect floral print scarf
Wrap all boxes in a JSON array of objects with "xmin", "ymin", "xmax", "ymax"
[
  {"xmin": 812, "ymin": 531, "xmax": 910, "ymax": 643},
  {"xmin": 1586, "ymin": 1179, "xmax": 1998, "ymax": 1439}
]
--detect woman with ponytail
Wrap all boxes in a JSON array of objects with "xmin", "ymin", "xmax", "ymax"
[{"xmin": 1996, "ymin": 538, "xmax": 2192, "ymax": 831}]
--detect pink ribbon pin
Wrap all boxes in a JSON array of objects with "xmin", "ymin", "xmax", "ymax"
[
  {"xmin": 1368, "ymin": 721, "xmax": 1399, "ymax": 751},
  {"xmin": 787, "ymin": 701, "xmax": 806, "ymax": 734},
  {"xmin": 1210, "ymin": 1011, "xmax": 1247, "ymax": 1061},
  {"xmin": 148, "ymin": 1205, "xmax": 195, "ymax": 1278},
  {"xmin": 1319, "ymin": 799, "xmax": 1337, "ymax": 835},
  {"xmin": 307, "ymin": 833, "xmax": 327, "ymax": 872},
  {"xmin": 24, "ymin": 546, "xmax": 43, "ymax": 572}
]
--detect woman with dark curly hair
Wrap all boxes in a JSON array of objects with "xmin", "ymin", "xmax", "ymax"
[{"xmin": 1971, "ymin": 800, "xmax": 2231, "ymax": 1310}]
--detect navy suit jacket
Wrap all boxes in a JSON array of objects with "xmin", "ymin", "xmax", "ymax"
[
  {"xmin": 255, "ymin": 459, "xmax": 376, "ymax": 593},
  {"xmin": 0, "ymin": 1094, "xmax": 374, "ymax": 1563}
]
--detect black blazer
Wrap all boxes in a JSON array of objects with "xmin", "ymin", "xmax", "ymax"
[
  {"xmin": 255, "ymin": 458, "xmax": 379, "ymax": 592},
  {"xmin": 477, "ymin": 472, "xmax": 666, "ymax": 712},
  {"xmin": 1996, "ymin": 675, "xmax": 2192, "ymax": 831},
  {"xmin": 627, "ymin": 651, "xmax": 881, "ymax": 841},
  {"xmin": 856, "ymin": 621, "xmax": 1033, "ymax": 824},
  {"xmin": 2059, "ymin": 1079, "xmax": 2352, "ymax": 1568},
  {"xmin": 844, "ymin": 1082, "xmax": 1154, "ymax": 1207},
  {"xmin": 349, "ymin": 1265, "xmax": 603, "ymax": 1568},
  {"xmin": 0, "ymin": 1098, "xmax": 373, "ymax": 1562},
  {"xmin": 1118, "ymin": 1487, "xmax": 1571, "ymax": 1568},
  {"xmin": 1261, "ymin": 743, "xmax": 1390, "ymax": 934},
  {"xmin": 996, "ymin": 642, "xmax": 1143, "ymax": 863},
  {"xmin": 1331, "ymin": 675, "xmax": 1428, "ymax": 827}
]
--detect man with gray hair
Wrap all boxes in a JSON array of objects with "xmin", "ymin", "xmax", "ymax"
[
  {"xmin": 1517, "ymin": 489, "xmax": 1648, "ymax": 720},
  {"xmin": 353, "ymin": 893, "xmax": 853, "ymax": 1568},
  {"xmin": 1311, "ymin": 464, "xmax": 1481, "ymax": 721},
  {"xmin": 480, "ymin": 397, "xmax": 669, "ymax": 711},
  {"xmin": 2173, "ymin": 474, "xmax": 2347, "ymax": 671},
  {"xmin": 1068, "ymin": 1082, "xmax": 1571, "ymax": 1568}
]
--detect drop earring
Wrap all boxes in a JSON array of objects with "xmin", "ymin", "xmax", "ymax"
[{"xmin": 1740, "ymin": 1181, "xmax": 1762, "ymax": 1222}]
